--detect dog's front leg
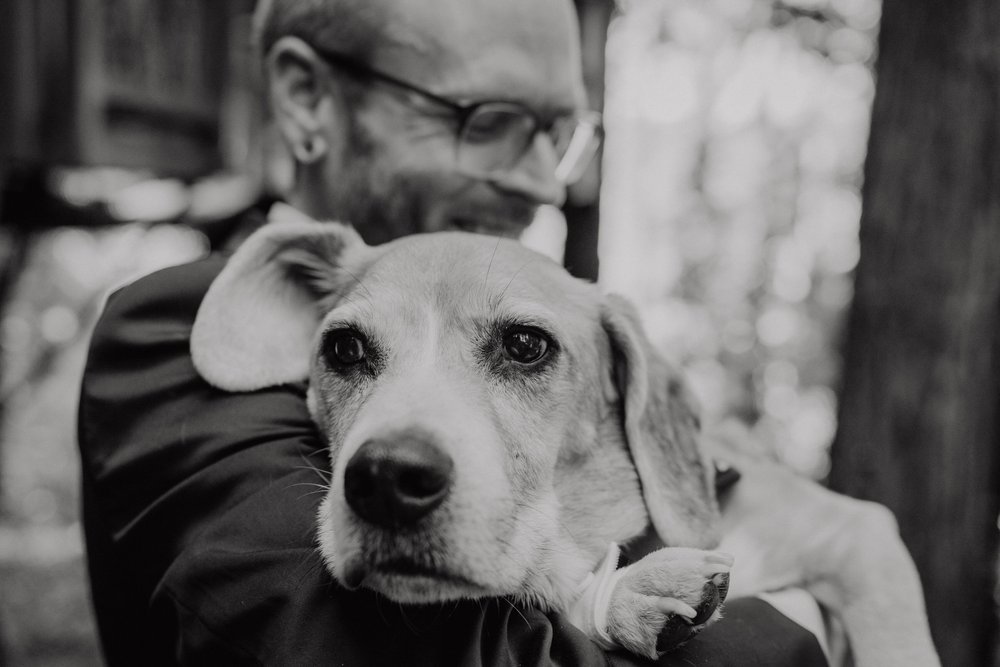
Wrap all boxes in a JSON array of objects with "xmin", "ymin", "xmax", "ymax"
[{"xmin": 570, "ymin": 545, "xmax": 732, "ymax": 660}]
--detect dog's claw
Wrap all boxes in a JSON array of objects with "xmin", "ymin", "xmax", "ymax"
[
  {"xmin": 656, "ymin": 573, "xmax": 729, "ymax": 651},
  {"xmin": 689, "ymin": 576, "xmax": 726, "ymax": 626},
  {"xmin": 655, "ymin": 598, "xmax": 698, "ymax": 619},
  {"xmin": 705, "ymin": 551, "xmax": 735, "ymax": 568}
]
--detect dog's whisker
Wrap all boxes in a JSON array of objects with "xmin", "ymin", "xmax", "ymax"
[
  {"xmin": 293, "ymin": 554, "xmax": 332, "ymax": 591},
  {"xmin": 494, "ymin": 256, "xmax": 537, "ymax": 307},
  {"xmin": 292, "ymin": 463, "xmax": 333, "ymax": 484},
  {"xmin": 298, "ymin": 442, "xmax": 327, "ymax": 455},
  {"xmin": 295, "ymin": 457, "xmax": 330, "ymax": 474},
  {"xmin": 482, "ymin": 235, "xmax": 503, "ymax": 297},
  {"xmin": 502, "ymin": 597, "xmax": 531, "ymax": 628},
  {"xmin": 387, "ymin": 598, "xmax": 419, "ymax": 635},
  {"xmin": 287, "ymin": 481, "xmax": 331, "ymax": 491},
  {"xmin": 339, "ymin": 265, "xmax": 375, "ymax": 302},
  {"xmin": 325, "ymin": 287, "xmax": 367, "ymax": 314},
  {"xmin": 317, "ymin": 273, "xmax": 377, "ymax": 321},
  {"xmin": 294, "ymin": 450, "xmax": 332, "ymax": 468},
  {"xmin": 279, "ymin": 541, "xmax": 334, "ymax": 597},
  {"xmin": 294, "ymin": 489, "xmax": 331, "ymax": 501},
  {"xmin": 371, "ymin": 592, "xmax": 387, "ymax": 624}
]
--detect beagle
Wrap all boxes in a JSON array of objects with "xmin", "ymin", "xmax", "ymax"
[
  {"xmin": 190, "ymin": 215, "xmax": 940, "ymax": 665},
  {"xmin": 191, "ymin": 219, "xmax": 730, "ymax": 658}
]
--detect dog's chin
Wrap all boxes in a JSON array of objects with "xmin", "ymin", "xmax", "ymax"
[
  {"xmin": 338, "ymin": 559, "xmax": 495, "ymax": 604},
  {"xmin": 319, "ymin": 522, "xmax": 504, "ymax": 603},
  {"xmin": 366, "ymin": 571, "xmax": 493, "ymax": 604}
]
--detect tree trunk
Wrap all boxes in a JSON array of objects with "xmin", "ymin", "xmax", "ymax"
[{"xmin": 829, "ymin": 0, "xmax": 1000, "ymax": 665}]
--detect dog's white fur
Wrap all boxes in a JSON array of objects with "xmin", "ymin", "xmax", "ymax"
[
  {"xmin": 706, "ymin": 427, "xmax": 941, "ymax": 667},
  {"xmin": 191, "ymin": 217, "xmax": 939, "ymax": 664}
]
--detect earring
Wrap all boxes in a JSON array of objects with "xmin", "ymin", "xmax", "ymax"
[{"xmin": 296, "ymin": 136, "xmax": 325, "ymax": 164}]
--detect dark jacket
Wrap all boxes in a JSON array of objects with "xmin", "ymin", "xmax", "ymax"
[{"xmin": 78, "ymin": 253, "xmax": 827, "ymax": 666}]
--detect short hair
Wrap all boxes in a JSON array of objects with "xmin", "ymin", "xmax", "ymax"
[{"xmin": 252, "ymin": 0, "xmax": 388, "ymax": 61}]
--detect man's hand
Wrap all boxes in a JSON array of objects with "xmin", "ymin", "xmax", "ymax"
[{"xmin": 706, "ymin": 425, "xmax": 940, "ymax": 667}]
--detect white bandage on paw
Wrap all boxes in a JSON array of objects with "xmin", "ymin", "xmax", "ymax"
[{"xmin": 567, "ymin": 543, "xmax": 624, "ymax": 650}]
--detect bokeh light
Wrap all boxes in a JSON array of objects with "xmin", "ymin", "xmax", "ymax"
[{"xmin": 601, "ymin": 0, "xmax": 879, "ymax": 476}]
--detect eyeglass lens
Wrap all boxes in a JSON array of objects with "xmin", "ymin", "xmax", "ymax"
[
  {"xmin": 457, "ymin": 106, "xmax": 536, "ymax": 177},
  {"xmin": 456, "ymin": 104, "xmax": 601, "ymax": 185}
]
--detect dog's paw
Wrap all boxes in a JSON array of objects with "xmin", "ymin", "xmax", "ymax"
[{"xmin": 606, "ymin": 548, "xmax": 732, "ymax": 659}]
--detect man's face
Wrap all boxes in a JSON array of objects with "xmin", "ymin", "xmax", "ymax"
[{"xmin": 313, "ymin": 0, "xmax": 587, "ymax": 244}]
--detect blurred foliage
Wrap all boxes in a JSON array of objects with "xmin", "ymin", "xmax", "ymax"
[
  {"xmin": 0, "ymin": 0, "xmax": 880, "ymax": 662},
  {"xmin": 600, "ymin": 0, "xmax": 878, "ymax": 478}
]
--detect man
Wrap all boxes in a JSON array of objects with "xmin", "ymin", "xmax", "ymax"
[
  {"xmin": 258, "ymin": 0, "xmax": 579, "ymax": 241},
  {"xmin": 77, "ymin": 0, "xmax": 923, "ymax": 664}
]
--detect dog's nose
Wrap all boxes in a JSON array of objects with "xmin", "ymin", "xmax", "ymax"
[{"xmin": 344, "ymin": 436, "xmax": 454, "ymax": 528}]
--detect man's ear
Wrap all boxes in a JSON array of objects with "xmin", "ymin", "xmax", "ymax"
[
  {"xmin": 191, "ymin": 220, "xmax": 368, "ymax": 391},
  {"xmin": 601, "ymin": 294, "xmax": 720, "ymax": 549},
  {"xmin": 266, "ymin": 36, "xmax": 333, "ymax": 165}
]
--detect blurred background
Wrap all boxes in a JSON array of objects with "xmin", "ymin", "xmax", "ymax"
[{"xmin": 0, "ymin": 0, "xmax": 996, "ymax": 665}]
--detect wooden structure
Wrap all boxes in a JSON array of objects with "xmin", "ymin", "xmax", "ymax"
[
  {"xmin": 0, "ymin": 0, "xmax": 233, "ymax": 177},
  {"xmin": 1, "ymin": 0, "xmax": 611, "ymax": 276}
]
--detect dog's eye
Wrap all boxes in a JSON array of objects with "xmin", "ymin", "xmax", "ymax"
[
  {"xmin": 324, "ymin": 330, "xmax": 367, "ymax": 367},
  {"xmin": 502, "ymin": 327, "xmax": 550, "ymax": 365}
]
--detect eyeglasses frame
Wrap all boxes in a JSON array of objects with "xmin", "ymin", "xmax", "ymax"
[{"xmin": 306, "ymin": 44, "xmax": 603, "ymax": 183}]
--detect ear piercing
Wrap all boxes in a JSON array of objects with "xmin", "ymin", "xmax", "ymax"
[{"xmin": 297, "ymin": 136, "xmax": 326, "ymax": 163}]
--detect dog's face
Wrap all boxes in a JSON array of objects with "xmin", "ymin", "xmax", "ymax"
[
  {"xmin": 308, "ymin": 232, "xmax": 651, "ymax": 605},
  {"xmin": 191, "ymin": 220, "xmax": 719, "ymax": 608}
]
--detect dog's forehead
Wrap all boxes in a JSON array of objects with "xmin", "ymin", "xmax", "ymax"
[{"xmin": 359, "ymin": 233, "xmax": 598, "ymax": 320}]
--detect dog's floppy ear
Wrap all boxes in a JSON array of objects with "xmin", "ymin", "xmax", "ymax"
[
  {"xmin": 601, "ymin": 294, "xmax": 720, "ymax": 548},
  {"xmin": 191, "ymin": 220, "xmax": 366, "ymax": 391}
]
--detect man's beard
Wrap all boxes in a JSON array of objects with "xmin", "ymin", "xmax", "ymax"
[
  {"xmin": 325, "ymin": 121, "xmax": 438, "ymax": 245},
  {"xmin": 333, "ymin": 160, "xmax": 437, "ymax": 245},
  {"xmin": 328, "ymin": 120, "xmax": 539, "ymax": 244}
]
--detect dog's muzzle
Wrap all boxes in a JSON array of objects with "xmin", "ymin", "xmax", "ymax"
[{"xmin": 344, "ymin": 434, "xmax": 454, "ymax": 528}]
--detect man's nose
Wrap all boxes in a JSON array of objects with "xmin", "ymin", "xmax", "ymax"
[{"xmin": 489, "ymin": 132, "xmax": 567, "ymax": 208}]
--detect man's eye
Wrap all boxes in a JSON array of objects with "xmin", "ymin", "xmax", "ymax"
[
  {"xmin": 501, "ymin": 327, "xmax": 550, "ymax": 365},
  {"xmin": 323, "ymin": 330, "xmax": 367, "ymax": 367},
  {"xmin": 464, "ymin": 108, "xmax": 532, "ymax": 144}
]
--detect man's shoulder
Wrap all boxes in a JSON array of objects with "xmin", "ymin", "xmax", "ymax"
[
  {"xmin": 84, "ymin": 255, "xmax": 230, "ymax": 385},
  {"xmin": 100, "ymin": 255, "xmax": 227, "ymax": 325}
]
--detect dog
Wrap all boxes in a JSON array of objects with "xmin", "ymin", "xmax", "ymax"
[
  {"xmin": 191, "ymin": 217, "xmax": 731, "ymax": 658},
  {"xmin": 190, "ymin": 213, "xmax": 940, "ymax": 665}
]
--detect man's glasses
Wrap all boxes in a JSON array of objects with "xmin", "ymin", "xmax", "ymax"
[{"xmin": 310, "ymin": 46, "xmax": 604, "ymax": 185}]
